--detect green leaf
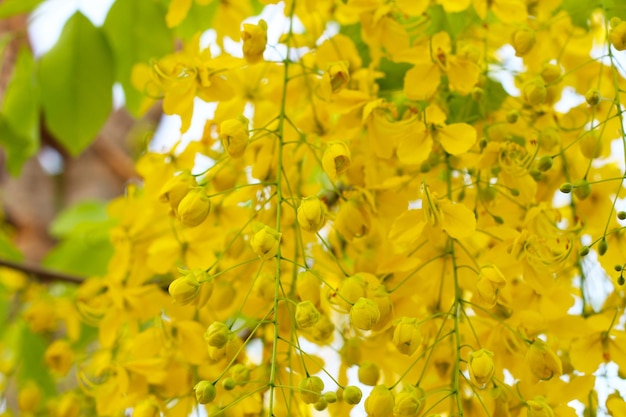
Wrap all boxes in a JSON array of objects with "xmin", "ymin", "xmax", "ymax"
[
  {"xmin": 38, "ymin": 12, "xmax": 114, "ymax": 156},
  {"xmin": 103, "ymin": 0, "xmax": 173, "ymax": 115},
  {"xmin": 0, "ymin": 47, "xmax": 39, "ymax": 175},
  {"xmin": 49, "ymin": 200, "xmax": 110, "ymax": 238},
  {"xmin": 560, "ymin": 0, "xmax": 600, "ymax": 28},
  {"xmin": 0, "ymin": 0, "xmax": 45, "ymax": 18},
  {"xmin": 44, "ymin": 200, "xmax": 115, "ymax": 276},
  {"xmin": 0, "ymin": 228, "xmax": 24, "ymax": 262},
  {"xmin": 339, "ymin": 23, "xmax": 371, "ymax": 68},
  {"xmin": 377, "ymin": 58, "xmax": 412, "ymax": 92},
  {"xmin": 16, "ymin": 322, "xmax": 56, "ymax": 396}
]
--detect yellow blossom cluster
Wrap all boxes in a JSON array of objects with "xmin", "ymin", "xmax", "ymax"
[{"xmin": 4, "ymin": 1, "xmax": 626, "ymax": 417}]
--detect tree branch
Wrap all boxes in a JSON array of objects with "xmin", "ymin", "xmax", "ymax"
[{"xmin": 0, "ymin": 258, "xmax": 84, "ymax": 284}]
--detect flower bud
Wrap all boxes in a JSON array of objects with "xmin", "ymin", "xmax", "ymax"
[
  {"xmin": 506, "ymin": 110, "xmax": 519, "ymax": 123},
  {"xmin": 364, "ymin": 385, "xmax": 395, "ymax": 417},
  {"xmin": 609, "ymin": 21, "xmax": 626, "ymax": 51},
  {"xmin": 242, "ymin": 20, "xmax": 268, "ymax": 64},
  {"xmin": 159, "ymin": 172, "xmax": 194, "ymax": 211},
  {"xmin": 322, "ymin": 141, "xmax": 351, "ymax": 181},
  {"xmin": 44, "ymin": 340, "xmax": 73, "ymax": 375},
  {"xmin": 314, "ymin": 398, "xmax": 328, "ymax": 411},
  {"xmin": 585, "ymin": 89, "xmax": 600, "ymax": 106},
  {"xmin": 618, "ymin": 211, "xmax": 626, "ymax": 220},
  {"xmin": 324, "ymin": 391, "xmax": 338, "ymax": 403},
  {"xmin": 358, "ymin": 361, "xmax": 380, "ymax": 386},
  {"xmin": 220, "ymin": 116, "xmax": 250, "ymax": 158},
  {"xmin": 536, "ymin": 155, "xmax": 553, "ymax": 172},
  {"xmin": 527, "ymin": 397, "xmax": 554, "ymax": 417},
  {"xmin": 512, "ymin": 27, "xmax": 535, "ymax": 56},
  {"xmin": 525, "ymin": 339, "xmax": 562, "ymax": 380},
  {"xmin": 469, "ymin": 349, "xmax": 495, "ymax": 387},
  {"xmin": 335, "ymin": 199, "xmax": 371, "ymax": 240},
  {"xmin": 299, "ymin": 376, "xmax": 324, "ymax": 404},
  {"xmin": 229, "ymin": 363, "xmax": 250, "ymax": 383},
  {"xmin": 541, "ymin": 63, "xmax": 561, "ymax": 83},
  {"xmin": 335, "ymin": 274, "xmax": 366, "ymax": 311},
  {"xmin": 297, "ymin": 196, "xmax": 326, "ymax": 232},
  {"xmin": 392, "ymin": 317, "xmax": 423, "ymax": 356},
  {"xmin": 194, "ymin": 381, "xmax": 216, "ymax": 404},
  {"xmin": 310, "ymin": 314, "xmax": 335, "ymax": 342},
  {"xmin": 573, "ymin": 179, "xmax": 591, "ymax": 200},
  {"xmin": 250, "ymin": 225, "xmax": 282, "ymax": 259},
  {"xmin": 350, "ymin": 297, "xmax": 381, "ymax": 331},
  {"xmin": 523, "ymin": 79, "xmax": 546, "ymax": 106},
  {"xmin": 177, "ymin": 189, "xmax": 211, "ymax": 227},
  {"xmin": 319, "ymin": 61, "xmax": 350, "ymax": 100},
  {"xmin": 598, "ymin": 239, "xmax": 608, "ymax": 256},
  {"xmin": 133, "ymin": 400, "xmax": 159, "ymax": 417},
  {"xmin": 205, "ymin": 322, "xmax": 231, "ymax": 348},
  {"xmin": 393, "ymin": 387, "xmax": 424, "ymax": 417},
  {"xmin": 559, "ymin": 183, "xmax": 572, "ymax": 193},
  {"xmin": 222, "ymin": 377, "xmax": 236, "ymax": 390},
  {"xmin": 344, "ymin": 386, "xmax": 363, "ymax": 405},
  {"xmin": 295, "ymin": 301, "xmax": 320, "ymax": 328},
  {"xmin": 341, "ymin": 338, "xmax": 361, "ymax": 366},
  {"xmin": 296, "ymin": 270, "xmax": 321, "ymax": 305},
  {"xmin": 579, "ymin": 246, "xmax": 590, "ymax": 256},
  {"xmin": 579, "ymin": 131, "xmax": 602, "ymax": 159},
  {"xmin": 169, "ymin": 270, "xmax": 205, "ymax": 305}
]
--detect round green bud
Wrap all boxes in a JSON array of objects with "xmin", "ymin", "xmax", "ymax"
[
  {"xmin": 618, "ymin": 275, "xmax": 625, "ymax": 286},
  {"xmin": 585, "ymin": 89, "xmax": 600, "ymax": 106},
  {"xmin": 537, "ymin": 155, "xmax": 553, "ymax": 172},
  {"xmin": 559, "ymin": 183, "xmax": 573, "ymax": 193},
  {"xmin": 598, "ymin": 239, "xmax": 608, "ymax": 256},
  {"xmin": 324, "ymin": 392, "xmax": 338, "ymax": 404},
  {"xmin": 618, "ymin": 211, "xmax": 626, "ymax": 220},
  {"xmin": 493, "ymin": 216, "xmax": 504, "ymax": 225},
  {"xmin": 358, "ymin": 362, "xmax": 380, "ymax": 386},
  {"xmin": 506, "ymin": 110, "xmax": 519, "ymax": 123},
  {"xmin": 343, "ymin": 386, "xmax": 363, "ymax": 405},
  {"xmin": 579, "ymin": 246, "xmax": 590, "ymax": 257},
  {"xmin": 299, "ymin": 376, "xmax": 324, "ymax": 404},
  {"xmin": 510, "ymin": 188, "xmax": 520, "ymax": 196},
  {"xmin": 314, "ymin": 398, "xmax": 328, "ymax": 411},
  {"xmin": 573, "ymin": 179, "xmax": 592, "ymax": 200},
  {"xmin": 222, "ymin": 378, "xmax": 236, "ymax": 391},
  {"xmin": 194, "ymin": 381, "xmax": 216, "ymax": 404},
  {"xmin": 614, "ymin": 264, "xmax": 622, "ymax": 272}
]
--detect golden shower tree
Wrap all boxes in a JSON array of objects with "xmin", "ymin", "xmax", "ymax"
[{"xmin": 2, "ymin": 0, "xmax": 626, "ymax": 416}]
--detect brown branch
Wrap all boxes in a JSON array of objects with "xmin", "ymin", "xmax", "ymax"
[{"xmin": 0, "ymin": 258, "xmax": 84, "ymax": 284}]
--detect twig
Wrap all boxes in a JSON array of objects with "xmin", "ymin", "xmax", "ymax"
[{"xmin": 0, "ymin": 258, "xmax": 83, "ymax": 284}]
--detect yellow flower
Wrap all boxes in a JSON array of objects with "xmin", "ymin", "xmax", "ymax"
[
  {"xmin": 44, "ymin": 339, "xmax": 73, "ymax": 375},
  {"xmin": 250, "ymin": 225, "xmax": 282, "ymax": 259},
  {"xmin": 241, "ymin": 20, "xmax": 268, "ymax": 64},
  {"xmin": 169, "ymin": 269, "xmax": 208, "ymax": 305},
  {"xmin": 526, "ymin": 397, "xmax": 554, "ymax": 417},
  {"xmin": 319, "ymin": 61, "xmax": 350, "ymax": 100},
  {"xmin": 219, "ymin": 116, "xmax": 249, "ymax": 158},
  {"xmin": 56, "ymin": 393, "xmax": 81, "ymax": 417},
  {"xmin": 18, "ymin": 381, "xmax": 41, "ymax": 413},
  {"xmin": 296, "ymin": 270, "xmax": 321, "ymax": 306},
  {"xmin": 132, "ymin": 400, "xmax": 160, "ymax": 417},
  {"xmin": 364, "ymin": 385, "xmax": 395, "ymax": 417},
  {"xmin": 295, "ymin": 301, "xmax": 320, "ymax": 328},
  {"xmin": 358, "ymin": 361, "xmax": 380, "ymax": 386},
  {"xmin": 525, "ymin": 339, "xmax": 562, "ymax": 380},
  {"xmin": 393, "ymin": 386, "xmax": 424, "ymax": 417},
  {"xmin": 469, "ymin": 349, "xmax": 495, "ymax": 387},
  {"xmin": 335, "ymin": 199, "xmax": 371, "ymax": 240},
  {"xmin": 297, "ymin": 196, "xmax": 326, "ymax": 232},
  {"xmin": 392, "ymin": 317, "xmax": 422, "ymax": 356},
  {"xmin": 344, "ymin": 386, "xmax": 363, "ymax": 405},
  {"xmin": 335, "ymin": 274, "xmax": 366, "ymax": 311},
  {"xmin": 159, "ymin": 171, "xmax": 194, "ymax": 211},
  {"xmin": 322, "ymin": 141, "xmax": 351, "ymax": 181},
  {"xmin": 177, "ymin": 189, "xmax": 211, "ymax": 227},
  {"xmin": 609, "ymin": 21, "xmax": 626, "ymax": 51},
  {"xmin": 476, "ymin": 264, "xmax": 506, "ymax": 307},
  {"xmin": 194, "ymin": 380, "xmax": 216, "ymax": 404},
  {"xmin": 523, "ymin": 79, "xmax": 546, "ymax": 106},
  {"xmin": 350, "ymin": 297, "xmax": 380, "ymax": 331},
  {"xmin": 299, "ymin": 376, "xmax": 324, "ymax": 404},
  {"xmin": 512, "ymin": 27, "xmax": 535, "ymax": 57},
  {"xmin": 204, "ymin": 322, "xmax": 231, "ymax": 348}
]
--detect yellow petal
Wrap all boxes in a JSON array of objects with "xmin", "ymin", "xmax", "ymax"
[
  {"xmin": 440, "ymin": 200, "xmax": 476, "ymax": 239},
  {"xmin": 492, "ymin": 0, "xmax": 527, "ymax": 23},
  {"xmin": 437, "ymin": 123, "xmax": 476, "ymax": 155},
  {"xmin": 397, "ymin": 121, "xmax": 432, "ymax": 165},
  {"xmin": 447, "ymin": 57, "xmax": 480, "ymax": 95},
  {"xmin": 404, "ymin": 62, "xmax": 441, "ymax": 101},
  {"xmin": 388, "ymin": 210, "xmax": 426, "ymax": 252},
  {"xmin": 437, "ymin": 0, "xmax": 472, "ymax": 13},
  {"xmin": 166, "ymin": 0, "xmax": 193, "ymax": 28},
  {"xmin": 396, "ymin": 0, "xmax": 429, "ymax": 15}
]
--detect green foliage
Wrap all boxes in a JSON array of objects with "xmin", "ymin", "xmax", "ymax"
[
  {"xmin": 103, "ymin": 0, "xmax": 174, "ymax": 115},
  {"xmin": 0, "ymin": 0, "xmax": 45, "ymax": 18},
  {"xmin": 43, "ymin": 200, "xmax": 115, "ymax": 276},
  {"xmin": 38, "ymin": 12, "xmax": 115, "ymax": 156},
  {"xmin": 0, "ymin": 48, "xmax": 39, "ymax": 175},
  {"xmin": 14, "ymin": 322, "xmax": 56, "ymax": 396}
]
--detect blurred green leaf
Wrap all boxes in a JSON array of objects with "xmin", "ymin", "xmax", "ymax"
[
  {"xmin": 38, "ymin": 12, "xmax": 114, "ymax": 156},
  {"xmin": 0, "ymin": 47, "xmax": 39, "ymax": 175},
  {"xmin": 339, "ymin": 23, "xmax": 371, "ymax": 68},
  {"xmin": 103, "ymin": 0, "xmax": 173, "ymax": 115},
  {"xmin": 427, "ymin": 5, "xmax": 479, "ymax": 39},
  {"xmin": 44, "ymin": 201, "xmax": 115, "ymax": 277},
  {"xmin": 174, "ymin": 1, "xmax": 220, "ymax": 40},
  {"xmin": 16, "ymin": 322, "xmax": 57, "ymax": 396},
  {"xmin": 377, "ymin": 58, "xmax": 412, "ymax": 92},
  {"xmin": 0, "ymin": 228, "xmax": 24, "ymax": 262},
  {"xmin": 49, "ymin": 200, "xmax": 110, "ymax": 239},
  {"xmin": 0, "ymin": 0, "xmax": 45, "ymax": 18},
  {"xmin": 561, "ymin": 0, "xmax": 599, "ymax": 28}
]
